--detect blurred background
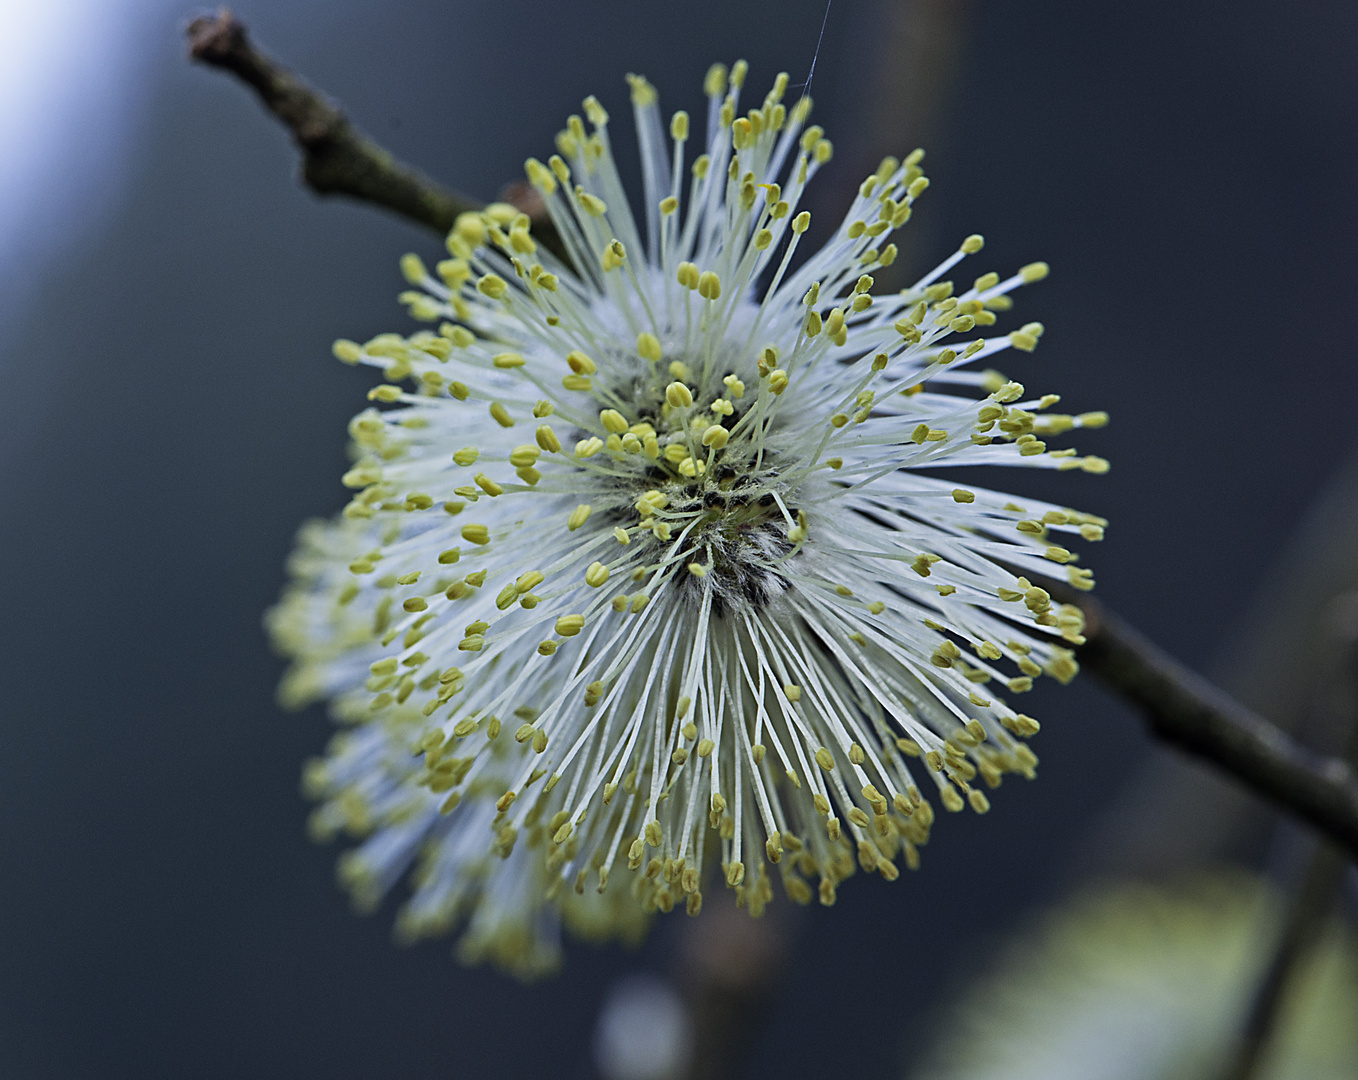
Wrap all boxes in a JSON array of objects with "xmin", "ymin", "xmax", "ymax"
[{"xmin": 2, "ymin": 0, "xmax": 1357, "ymax": 1077}]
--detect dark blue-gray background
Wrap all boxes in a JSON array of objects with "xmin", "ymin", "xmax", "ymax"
[{"xmin": 2, "ymin": 1, "xmax": 1356, "ymax": 1076}]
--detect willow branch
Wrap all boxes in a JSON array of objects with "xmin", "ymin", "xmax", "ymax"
[
  {"xmin": 1218, "ymin": 614, "xmax": 1358, "ymax": 1080},
  {"xmin": 186, "ymin": 10, "xmax": 564, "ymax": 260},
  {"xmin": 1069, "ymin": 595, "xmax": 1358, "ymax": 860}
]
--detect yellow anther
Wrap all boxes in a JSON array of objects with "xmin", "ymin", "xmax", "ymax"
[
  {"xmin": 585, "ymin": 562, "xmax": 610, "ymax": 587},
  {"xmin": 400, "ymin": 253, "xmax": 428, "ymax": 285},
  {"xmin": 476, "ymin": 274, "xmax": 507, "ymax": 299},
  {"xmin": 367, "ymin": 385, "xmax": 402, "ymax": 404},
  {"xmin": 600, "ymin": 240, "xmax": 627, "ymax": 272},
  {"xmin": 332, "ymin": 339, "xmax": 362, "ymax": 364},
  {"xmin": 723, "ymin": 374, "xmax": 745, "ymax": 398},
  {"xmin": 582, "ymin": 94, "xmax": 609, "ymax": 127},
  {"xmin": 523, "ymin": 157, "xmax": 557, "ymax": 195},
  {"xmin": 697, "ymin": 270, "xmax": 722, "ymax": 300},
  {"xmin": 566, "ymin": 351, "xmax": 596, "ymax": 376},
  {"xmin": 635, "ymin": 331, "xmax": 662, "ymax": 362},
  {"xmin": 767, "ymin": 369, "xmax": 789, "ymax": 395},
  {"xmin": 567, "ymin": 504, "xmax": 592, "ymax": 531},
  {"xmin": 534, "ymin": 425, "xmax": 562, "ymax": 454},
  {"xmin": 577, "ymin": 191, "xmax": 607, "ymax": 217},
  {"xmin": 509, "ymin": 444, "xmax": 540, "ymax": 468},
  {"xmin": 473, "ymin": 473, "xmax": 502, "ymax": 496},
  {"xmin": 702, "ymin": 424, "xmax": 729, "ymax": 449},
  {"xmin": 783, "ymin": 683, "xmax": 802, "ymax": 702},
  {"xmin": 600, "ymin": 409, "xmax": 629, "ymax": 434},
  {"xmin": 545, "ymin": 154, "xmax": 571, "ymax": 184},
  {"xmin": 555, "ymin": 614, "xmax": 585, "ymax": 637},
  {"xmin": 460, "ymin": 524, "xmax": 490, "ymax": 546},
  {"xmin": 492, "ymin": 351, "xmax": 525, "ymax": 369},
  {"xmin": 676, "ymin": 261, "xmax": 699, "ymax": 289},
  {"xmin": 1020, "ymin": 261, "xmax": 1049, "ymax": 283},
  {"xmin": 815, "ymin": 747, "xmax": 835, "ymax": 772},
  {"xmin": 515, "ymin": 571, "xmax": 544, "ymax": 594},
  {"xmin": 687, "ymin": 562, "xmax": 706, "ymax": 577},
  {"xmin": 960, "ymin": 234, "xmax": 985, "ymax": 254},
  {"xmin": 574, "ymin": 436, "xmax": 603, "ymax": 457},
  {"xmin": 489, "ymin": 402, "xmax": 514, "ymax": 428},
  {"xmin": 666, "ymin": 382, "xmax": 694, "ymax": 408},
  {"xmin": 1023, "ymin": 587, "xmax": 1052, "ymax": 614}
]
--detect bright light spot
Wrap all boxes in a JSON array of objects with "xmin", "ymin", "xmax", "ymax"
[
  {"xmin": 0, "ymin": 0, "xmax": 170, "ymax": 288},
  {"xmin": 594, "ymin": 974, "xmax": 693, "ymax": 1080}
]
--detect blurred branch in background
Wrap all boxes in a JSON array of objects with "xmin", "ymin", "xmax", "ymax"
[
  {"xmin": 1217, "ymin": 596, "xmax": 1358, "ymax": 1080},
  {"xmin": 1221, "ymin": 845, "xmax": 1349, "ymax": 1080},
  {"xmin": 674, "ymin": 895, "xmax": 789, "ymax": 1080},
  {"xmin": 185, "ymin": 10, "xmax": 565, "ymax": 260}
]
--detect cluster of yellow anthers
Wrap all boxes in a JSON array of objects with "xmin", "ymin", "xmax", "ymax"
[{"xmin": 269, "ymin": 60, "xmax": 1109, "ymax": 976}]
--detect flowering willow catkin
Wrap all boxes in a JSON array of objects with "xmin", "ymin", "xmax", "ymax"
[{"xmin": 269, "ymin": 61, "xmax": 1108, "ymax": 975}]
